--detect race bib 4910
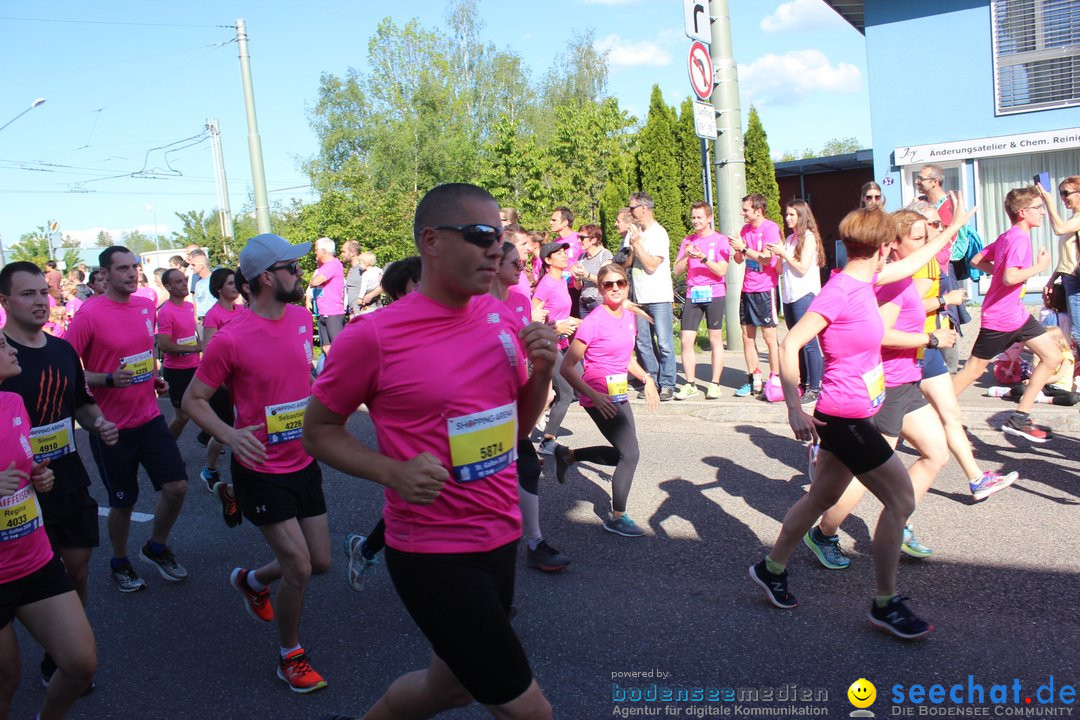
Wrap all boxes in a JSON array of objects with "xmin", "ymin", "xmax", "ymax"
[
  {"xmin": 447, "ymin": 403, "xmax": 517, "ymax": 483},
  {"xmin": 30, "ymin": 418, "xmax": 75, "ymax": 462}
]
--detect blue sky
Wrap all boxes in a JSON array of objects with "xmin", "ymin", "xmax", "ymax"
[{"xmin": 0, "ymin": 0, "xmax": 869, "ymax": 254}]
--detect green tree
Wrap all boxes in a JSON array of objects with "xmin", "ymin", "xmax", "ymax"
[
  {"xmin": 478, "ymin": 113, "xmax": 549, "ymax": 229},
  {"xmin": 677, "ymin": 97, "xmax": 706, "ymax": 218},
  {"xmin": 9, "ymin": 226, "xmax": 81, "ymax": 271},
  {"xmin": 635, "ymin": 86, "xmax": 685, "ymax": 258},
  {"xmin": 819, "ymin": 136, "xmax": 862, "ymax": 156},
  {"xmin": 95, "ymin": 230, "xmax": 114, "ymax": 247},
  {"xmin": 743, "ymin": 106, "xmax": 781, "ymax": 226}
]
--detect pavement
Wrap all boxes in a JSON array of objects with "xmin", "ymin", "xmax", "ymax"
[{"xmin": 9, "ymin": 311, "xmax": 1079, "ymax": 719}]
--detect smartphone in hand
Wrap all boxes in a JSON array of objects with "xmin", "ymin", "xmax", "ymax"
[{"xmin": 1034, "ymin": 171, "xmax": 1051, "ymax": 190}]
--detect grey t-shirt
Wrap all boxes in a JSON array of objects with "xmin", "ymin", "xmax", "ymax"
[
  {"xmin": 346, "ymin": 265, "xmax": 363, "ymax": 312},
  {"xmin": 578, "ymin": 248, "xmax": 615, "ymax": 304}
]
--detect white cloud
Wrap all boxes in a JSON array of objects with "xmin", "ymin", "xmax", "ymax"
[
  {"xmin": 595, "ymin": 34, "xmax": 672, "ymax": 69},
  {"xmin": 760, "ymin": 0, "xmax": 839, "ymax": 33},
  {"xmin": 738, "ymin": 49, "xmax": 861, "ymax": 106}
]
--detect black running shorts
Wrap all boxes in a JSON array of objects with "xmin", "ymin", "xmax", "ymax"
[
  {"xmin": 0, "ymin": 555, "xmax": 74, "ymax": 630},
  {"xmin": 230, "ymin": 457, "xmax": 325, "ymax": 527},
  {"xmin": 89, "ymin": 415, "xmax": 187, "ymax": 509},
  {"xmin": 814, "ymin": 409, "xmax": 893, "ymax": 476},
  {"xmin": 970, "ymin": 315, "xmax": 1046, "ymax": 360},
  {"xmin": 385, "ymin": 540, "xmax": 534, "ymax": 705},
  {"xmin": 41, "ymin": 487, "xmax": 100, "ymax": 550},
  {"xmin": 871, "ymin": 382, "xmax": 929, "ymax": 438}
]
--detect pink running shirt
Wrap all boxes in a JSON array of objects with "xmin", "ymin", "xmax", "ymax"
[
  {"xmin": 202, "ymin": 302, "xmax": 246, "ymax": 335},
  {"xmin": 874, "ymin": 277, "xmax": 925, "ymax": 386},
  {"xmin": 740, "ymin": 220, "xmax": 781, "ymax": 293},
  {"xmin": 533, "ymin": 273, "xmax": 572, "ymax": 350},
  {"xmin": 504, "ymin": 290, "xmax": 532, "ymax": 329},
  {"xmin": 677, "ymin": 231, "xmax": 731, "ymax": 300},
  {"xmin": 196, "ymin": 304, "xmax": 314, "ymax": 474},
  {"xmin": 980, "ymin": 226, "xmax": 1033, "ymax": 332},
  {"xmin": 312, "ymin": 292, "xmax": 528, "ymax": 554},
  {"xmin": 157, "ymin": 300, "xmax": 200, "ymax": 370},
  {"xmin": 316, "ymin": 259, "xmax": 345, "ymax": 316},
  {"xmin": 0, "ymin": 393, "xmax": 55, "ymax": 584},
  {"xmin": 809, "ymin": 272, "xmax": 885, "ymax": 419},
  {"xmin": 133, "ymin": 287, "xmax": 158, "ymax": 304},
  {"xmin": 562, "ymin": 232, "xmax": 584, "ymax": 266},
  {"xmin": 66, "ymin": 294, "xmax": 160, "ymax": 430},
  {"xmin": 573, "ymin": 304, "xmax": 638, "ymax": 407}
]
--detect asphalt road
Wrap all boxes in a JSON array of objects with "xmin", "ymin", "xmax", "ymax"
[{"xmin": 9, "ymin": 361, "xmax": 1080, "ymax": 719}]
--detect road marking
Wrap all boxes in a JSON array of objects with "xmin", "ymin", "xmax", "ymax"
[{"xmin": 98, "ymin": 508, "xmax": 154, "ymax": 523}]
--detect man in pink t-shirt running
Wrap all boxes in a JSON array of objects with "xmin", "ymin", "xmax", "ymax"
[
  {"xmin": 305, "ymin": 183, "xmax": 558, "ymax": 719},
  {"xmin": 182, "ymin": 233, "xmax": 331, "ymax": 694},
  {"xmin": 66, "ymin": 246, "xmax": 189, "ymax": 592}
]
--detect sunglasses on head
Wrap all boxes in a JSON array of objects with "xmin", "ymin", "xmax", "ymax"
[
  {"xmin": 925, "ymin": 220, "xmax": 943, "ymax": 229},
  {"xmin": 267, "ymin": 261, "xmax": 301, "ymax": 275},
  {"xmin": 600, "ymin": 279, "xmax": 628, "ymax": 291},
  {"xmin": 1061, "ymin": 189, "xmax": 1079, "ymax": 199},
  {"xmin": 434, "ymin": 224, "xmax": 503, "ymax": 248}
]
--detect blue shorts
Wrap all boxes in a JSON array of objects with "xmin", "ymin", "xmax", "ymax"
[{"xmin": 918, "ymin": 347, "xmax": 949, "ymax": 380}]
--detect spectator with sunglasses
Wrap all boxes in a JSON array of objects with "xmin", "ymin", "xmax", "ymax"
[
  {"xmin": 861, "ymin": 181, "xmax": 884, "ymax": 209},
  {"xmin": 625, "ymin": 191, "xmax": 676, "ymax": 401},
  {"xmin": 306, "ymin": 183, "xmax": 557, "ymax": 719},
  {"xmin": 554, "ymin": 263, "xmax": 658, "ymax": 538},
  {"xmin": 533, "ymin": 241, "xmax": 581, "ymax": 456},
  {"xmin": 571, "ymin": 224, "xmax": 614, "ymax": 316},
  {"xmin": 1037, "ymin": 175, "xmax": 1080, "ymax": 349}
]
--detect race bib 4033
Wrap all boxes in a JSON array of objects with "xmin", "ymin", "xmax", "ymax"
[
  {"xmin": 265, "ymin": 398, "xmax": 308, "ymax": 445},
  {"xmin": 30, "ymin": 418, "xmax": 75, "ymax": 462},
  {"xmin": 0, "ymin": 485, "xmax": 43, "ymax": 543},
  {"xmin": 447, "ymin": 403, "xmax": 517, "ymax": 483},
  {"xmin": 121, "ymin": 350, "xmax": 154, "ymax": 384}
]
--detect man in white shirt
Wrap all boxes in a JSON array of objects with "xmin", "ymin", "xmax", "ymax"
[{"xmin": 624, "ymin": 192, "xmax": 675, "ymax": 401}]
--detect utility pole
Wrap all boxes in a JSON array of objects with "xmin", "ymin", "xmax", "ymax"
[
  {"xmin": 206, "ymin": 118, "xmax": 235, "ymax": 257},
  {"xmin": 235, "ymin": 19, "xmax": 272, "ymax": 234},
  {"xmin": 709, "ymin": 0, "xmax": 747, "ymax": 352}
]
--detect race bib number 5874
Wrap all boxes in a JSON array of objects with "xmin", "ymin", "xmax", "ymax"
[{"xmin": 447, "ymin": 403, "xmax": 517, "ymax": 483}]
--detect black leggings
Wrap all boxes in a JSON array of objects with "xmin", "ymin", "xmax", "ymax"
[
  {"xmin": 363, "ymin": 518, "xmax": 386, "ymax": 559},
  {"xmin": 517, "ymin": 438, "xmax": 541, "ymax": 494},
  {"xmin": 1008, "ymin": 384, "xmax": 1080, "ymax": 406},
  {"xmin": 543, "ymin": 350, "xmax": 574, "ymax": 438},
  {"xmin": 576, "ymin": 403, "xmax": 641, "ymax": 513}
]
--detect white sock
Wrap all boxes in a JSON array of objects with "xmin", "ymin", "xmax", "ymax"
[
  {"xmin": 518, "ymin": 489, "xmax": 542, "ymax": 549},
  {"xmin": 280, "ymin": 644, "xmax": 302, "ymax": 658},
  {"xmin": 246, "ymin": 571, "xmax": 266, "ymax": 592}
]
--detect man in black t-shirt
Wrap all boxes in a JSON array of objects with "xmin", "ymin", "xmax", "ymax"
[{"xmin": 0, "ymin": 262, "xmax": 119, "ymax": 687}]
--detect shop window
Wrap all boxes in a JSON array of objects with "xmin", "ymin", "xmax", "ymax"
[{"xmin": 991, "ymin": 0, "xmax": 1080, "ymax": 114}]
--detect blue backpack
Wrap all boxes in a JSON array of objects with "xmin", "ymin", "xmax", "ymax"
[{"xmin": 950, "ymin": 225, "xmax": 985, "ymax": 282}]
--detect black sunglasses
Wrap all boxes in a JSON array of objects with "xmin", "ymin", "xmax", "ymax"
[
  {"xmin": 600, "ymin": 279, "xmax": 628, "ymax": 291},
  {"xmin": 434, "ymin": 224, "xmax": 503, "ymax": 248},
  {"xmin": 1061, "ymin": 189, "xmax": 1079, "ymax": 199},
  {"xmin": 268, "ymin": 261, "xmax": 301, "ymax": 275}
]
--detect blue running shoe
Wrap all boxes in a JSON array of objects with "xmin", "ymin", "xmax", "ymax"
[
  {"xmin": 603, "ymin": 514, "xmax": 645, "ymax": 537},
  {"xmin": 343, "ymin": 533, "xmax": 378, "ymax": 592},
  {"xmin": 803, "ymin": 527, "xmax": 850, "ymax": 569},
  {"xmin": 200, "ymin": 466, "xmax": 219, "ymax": 493},
  {"xmin": 734, "ymin": 383, "xmax": 753, "ymax": 397},
  {"xmin": 868, "ymin": 595, "xmax": 933, "ymax": 640},
  {"xmin": 901, "ymin": 526, "xmax": 932, "ymax": 558}
]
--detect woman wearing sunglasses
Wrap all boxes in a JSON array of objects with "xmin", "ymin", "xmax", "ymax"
[
  {"xmin": 571, "ymin": 224, "xmax": 614, "ymax": 317},
  {"xmin": 553, "ymin": 264, "xmax": 658, "ymax": 538},
  {"xmin": 533, "ymin": 242, "xmax": 581, "ymax": 456},
  {"xmin": 861, "ymin": 181, "xmax": 885, "ymax": 209},
  {"xmin": 1038, "ymin": 175, "xmax": 1080, "ymax": 349}
]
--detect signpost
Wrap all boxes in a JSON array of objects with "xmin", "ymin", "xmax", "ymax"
[
  {"xmin": 683, "ymin": 0, "xmax": 710, "ymax": 43},
  {"xmin": 687, "ymin": 41, "xmax": 714, "ymax": 101}
]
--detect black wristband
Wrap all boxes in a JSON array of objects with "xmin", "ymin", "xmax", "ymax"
[{"xmin": 105, "ymin": 373, "xmax": 115, "ymax": 388}]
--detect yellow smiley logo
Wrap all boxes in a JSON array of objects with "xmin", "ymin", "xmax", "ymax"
[{"xmin": 848, "ymin": 678, "xmax": 876, "ymax": 708}]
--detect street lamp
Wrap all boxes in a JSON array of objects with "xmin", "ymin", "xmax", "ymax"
[{"xmin": 0, "ymin": 98, "xmax": 46, "ymax": 134}]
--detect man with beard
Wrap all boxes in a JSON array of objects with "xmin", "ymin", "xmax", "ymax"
[
  {"xmin": 182, "ymin": 233, "xmax": 330, "ymax": 693},
  {"xmin": 66, "ymin": 246, "xmax": 189, "ymax": 592}
]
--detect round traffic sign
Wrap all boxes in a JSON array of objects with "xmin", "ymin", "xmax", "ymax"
[{"xmin": 687, "ymin": 41, "xmax": 713, "ymax": 101}]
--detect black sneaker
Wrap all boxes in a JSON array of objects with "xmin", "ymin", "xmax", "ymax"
[
  {"xmin": 868, "ymin": 595, "xmax": 934, "ymax": 640},
  {"xmin": 139, "ymin": 543, "xmax": 188, "ymax": 581},
  {"xmin": 526, "ymin": 540, "xmax": 571, "ymax": 572},
  {"xmin": 748, "ymin": 560, "xmax": 798, "ymax": 609},
  {"xmin": 109, "ymin": 559, "xmax": 148, "ymax": 592},
  {"xmin": 554, "ymin": 444, "xmax": 572, "ymax": 484}
]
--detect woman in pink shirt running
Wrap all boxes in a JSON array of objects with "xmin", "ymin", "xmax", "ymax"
[
  {"xmin": 749, "ymin": 205, "xmax": 969, "ymax": 641},
  {"xmin": 554, "ymin": 264, "xmax": 658, "ymax": 538}
]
